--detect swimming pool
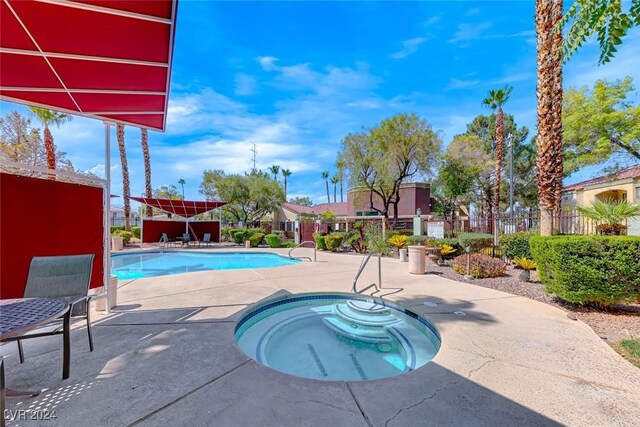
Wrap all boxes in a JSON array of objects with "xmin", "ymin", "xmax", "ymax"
[
  {"xmin": 235, "ymin": 293, "xmax": 441, "ymax": 381},
  {"xmin": 111, "ymin": 251, "xmax": 300, "ymax": 279}
]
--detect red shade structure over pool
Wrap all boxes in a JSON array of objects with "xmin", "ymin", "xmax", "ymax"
[{"xmin": 130, "ymin": 197, "xmax": 227, "ymax": 218}]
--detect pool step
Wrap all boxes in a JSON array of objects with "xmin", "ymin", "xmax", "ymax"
[
  {"xmin": 322, "ymin": 317, "xmax": 392, "ymax": 343},
  {"xmin": 334, "ymin": 304, "xmax": 401, "ymax": 328},
  {"xmin": 346, "ymin": 300, "xmax": 390, "ymax": 315}
]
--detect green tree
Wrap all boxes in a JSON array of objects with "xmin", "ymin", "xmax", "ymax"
[
  {"xmin": 269, "ymin": 165, "xmax": 280, "ymax": 180},
  {"xmin": 200, "ymin": 169, "xmax": 285, "ymax": 224},
  {"xmin": 116, "ymin": 124, "xmax": 131, "ymax": 231},
  {"xmin": 281, "ymin": 168, "xmax": 291, "ymax": 198},
  {"xmin": 0, "ymin": 111, "xmax": 45, "ymax": 167},
  {"xmin": 330, "ymin": 175, "xmax": 339, "ymax": 203},
  {"xmin": 154, "ymin": 185, "xmax": 182, "ymax": 200},
  {"xmin": 563, "ymin": 77, "xmax": 640, "ymax": 175},
  {"xmin": 321, "ymin": 171, "xmax": 330, "ymax": 203},
  {"xmin": 433, "ymin": 156, "xmax": 475, "ymax": 233},
  {"xmin": 28, "ymin": 107, "xmax": 72, "ymax": 171},
  {"xmin": 288, "ymin": 196, "xmax": 313, "ymax": 206},
  {"xmin": 335, "ymin": 158, "xmax": 347, "ymax": 202},
  {"xmin": 178, "ymin": 178, "xmax": 186, "ymax": 199},
  {"xmin": 482, "ymin": 85, "xmax": 513, "ymax": 222},
  {"xmin": 141, "ymin": 129, "xmax": 153, "ymax": 217},
  {"xmin": 340, "ymin": 113, "xmax": 442, "ymax": 227},
  {"xmin": 563, "ymin": 0, "xmax": 640, "ymax": 65}
]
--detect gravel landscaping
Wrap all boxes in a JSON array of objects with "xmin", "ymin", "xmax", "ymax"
[{"xmin": 425, "ymin": 261, "xmax": 640, "ymax": 349}]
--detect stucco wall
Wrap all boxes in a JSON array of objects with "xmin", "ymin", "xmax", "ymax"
[{"xmin": 346, "ymin": 183, "xmax": 431, "ymax": 217}]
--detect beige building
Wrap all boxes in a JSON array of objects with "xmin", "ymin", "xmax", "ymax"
[{"xmin": 562, "ymin": 165, "xmax": 640, "ymax": 235}]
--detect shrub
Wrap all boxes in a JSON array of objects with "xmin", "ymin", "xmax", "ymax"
[
  {"xmin": 388, "ymin": 235, "xmax": 408, "ymax": 249},
  {"xmin": 233, "ymin": 231, "xmax": 246, "ymax": 244},
  {"xmin": 425, "ymin": 238, "xmax": 463, "ymax": 255},
  {"xmin": 113, "ymin": 230, "xmax": 133, "ymax": 244},
  {"xmin": 500, "ymin": 232, "xmax": 535, "ymax": 260},
  {"xmin": 265, "ymin": 234, "xmax": 281, "ymax": 248},
  {"xmin": 458, "ymin": 233, "xmax": 494, "ymax": 250},
  {"xmin": 249, "ymin": 233, "xmax": 264, "ymax": 247},
  {"xmin": 281, "ymin": 240, "xmax": 297, "ymax": 248},
  {"xmin": 313, "ymin": 232, "xmax": 327, "ymax": 250},
  {"xmin": 110, "ymin": 226, "xmax": 124, "ymax": 234},
  {"xmin": 324, "ymin": 232, "xmax": 346, "ymax": 251},
  {"xmin": 530, "ymin": 235, "xmax": 640, "ymax": 306},
  {"xmin": 131, "ymin": 227, "xmax": 141, "ymax": 239},
  {"xmin": 513, "ymin": 257, "xmax": 537, "ymax": 270},
  {"xmin": 440, "ymin": 245, "xmax": 457, "ymax": 257},
  {"xmin": 407, "ymin": 235, "xmax": 428, "ymax": 246},
  {"xmin": 452, "ymin": 253, "xmax": 506, "ymax": 278}
]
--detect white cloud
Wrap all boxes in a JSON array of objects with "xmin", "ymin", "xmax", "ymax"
[
  {"xmin": 466, "ymin": 7, "xmax": 480, "ymax": 16},
  {"xmin": 390, "ymin": 37, "xmax": 429, "ymax": 60},
  {"xmin": 423, "ymin": 16, "xmax": 440, "ymax": 26},
  {"xmin": 449, "ymin": 22, "xmax": 493, "ymax": 43},
  {"xmin": 234, "ymin": 73, "xmax": 258, "ymax": 96},
  {"xmin": 257, "ymin": 56, "xmax": 278, "ymax": 71},
  {"xmin": 444, "ymin": 78, "xmax": 481, "ymax": 91}
]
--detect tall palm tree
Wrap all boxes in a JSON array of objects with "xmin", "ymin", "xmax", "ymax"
[
  {"xmin": 141, "ymin": 128, "xmax": 153, "ymax": 218},
  {"xmin": 116, "ymin": 124, "xmax": 131, "ymax": 231},
  {"xmin": 482, "ymin": 85, "xmax": 513, "ymax": 224},
  {"xmin": 269, "ymin": 165, "xmax": 280, "ymax": 180},
  {"xmin": 281, "ymin": 168, "xmax": 292, "ymax": 199},
  {"xmin": 28, "ymin": 107, "xmax": 71, "ymax": 171},
  {"xmin": 178, "ymin": 178, "xmax": 186, "ymax": 199},
  {"xmin": 335, "ymin": 158, "xmax": 346, "ymax": 202},
  {"xmin": 330, "ymin": 175, "xmax": 339, "ymax": 203},
  {"xmin": 535, "ymin": 0, "xmax": 564, "ymax": 236},
  {"xmin": 321, "ymin": 171, "xmax": 330, "ymax": 203}
]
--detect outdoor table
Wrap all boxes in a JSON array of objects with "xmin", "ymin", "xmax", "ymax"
[{"xmin": 0, "ymin": 298, "xmax": 71, "ymax": 400}]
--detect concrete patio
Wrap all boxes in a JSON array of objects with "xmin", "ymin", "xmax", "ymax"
[{"xmin": 2, "ymin": 248, "xmax": 640, "ymax": 426}]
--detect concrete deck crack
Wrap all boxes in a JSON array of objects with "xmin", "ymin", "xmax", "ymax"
[
  {"xmin": 383, "ymin": 381, "xmax": 458, "ymax": 427},
  {"xmin": 127, "ymin": 360, "xmax": 251, "ymax": 426},
  {"xmin": 346, "ymin": 383, "xmax": 373, "ymax": 427}
]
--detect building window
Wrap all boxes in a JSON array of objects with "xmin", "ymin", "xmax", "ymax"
[{"xmin": 636, "ymin": 186, "xmax": 640, "ymax": 199}]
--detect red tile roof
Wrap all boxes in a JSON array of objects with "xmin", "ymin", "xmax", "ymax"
[{"xmin": 564, "ymin": 165, "xmax": 640, "ymax": 192}]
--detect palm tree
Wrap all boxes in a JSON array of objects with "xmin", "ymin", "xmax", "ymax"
[
  {"xmin": 116, "ymin": 124, "xmax": 131, "ymax": 231},
  {"xmin": 330, "ymin": 175, "xmax": 339, "ymax": 203},
  {"xmin": 28, "ymin": 107, "xmax": 71, "ymax": 171},
  {"xmin": 281, "ymin": 168, "xmax": 292, "ymax": 198},
  {"xmin": 321, "ymin": 171, "xmax": 330, "ymax": 203},
  {"xmin": 178, "ymin": 178, "xmax": 186, "ymax": 200},
  {"xmin": 141, "ymin": 128, "xmax": 153, "ymax": 218},
  {"xmin": 269, "ymin": 165, "xmax": 280, "ymax": 181},
  {"xmin": 335, "ymin": 158, "xmax": 346, "ymax": 202},
  {"xmin": 535, "ymin": 0, "xmax": 564, "ymax": 235},
  {"xmin": 482, "ymin": 85, "xmax": 513, "ymax": 225}
]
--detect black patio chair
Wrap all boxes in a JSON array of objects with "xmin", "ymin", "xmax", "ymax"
[{"xmin": 2, "ymin": 255, "xmax": 95, "ymax": 378}]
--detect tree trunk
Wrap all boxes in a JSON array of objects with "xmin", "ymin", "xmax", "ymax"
[
  {"xmin": 117, "ymin": 124, "xmax": 131, "ymax": 231},
  {"xmin": 551, "ymin": 0, "xmax": 564, "ymax": 233},
  {"xmin": 494, "ymin": 107, "xmax": 504, "ymax": 223},
  {"xmin": 141, "ymin": 128, "xmax": 153, "ymax": 218},
  {"xmin": 535, "ymin": 0, "xmax": 562, "ymax": 236},
  {"xmin": 326, "ymin": 180, "xmax": 330, "ymax": 204},
  {"xmin": 340, "ymin": 179, "xmax": 343, "ymax": 203},
  {"xmin": 333, "ymin": 184, "xmax": 336, "ymax": 203},
  {"xmin": 284, "ymin": 177, "xmax": 288, "ymax": 199},
  {"xmin": 43, "ymin": 125, "xmax": 55, "ymax": 170}
]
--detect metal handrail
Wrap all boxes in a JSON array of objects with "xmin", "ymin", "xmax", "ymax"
[
  {"xmin": 352, "ymin": 252, "xmax": 382, "ymax": 294},
  {"xmin": 288, "ymin": 240, "xmax": 316, "ymax": 262}
]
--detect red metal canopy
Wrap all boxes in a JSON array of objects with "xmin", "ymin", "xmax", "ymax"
[
  {"xmin": 0, "ymin": 0, "xmax": 178, "ymax": 131},
  {"xmin": 131, "ymin": 197, "xmax": 227, "ymax": 219}
]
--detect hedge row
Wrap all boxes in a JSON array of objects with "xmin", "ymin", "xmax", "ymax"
[{"xmin": 530, "ymin": 235, "xmax": 640, "ymax": 306}]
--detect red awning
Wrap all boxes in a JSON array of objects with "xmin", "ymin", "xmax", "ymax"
[
  {"xmin": 0, "ymin": 0, "xmax": 178, "ymax": 131},
  {"xmin": 131, "ymin": 197, "xmax": 227, "ymax": 218}
]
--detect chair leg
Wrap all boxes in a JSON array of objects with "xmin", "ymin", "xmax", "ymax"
[
  {"xmin": 62, "ymin": 310, "xmax": 71, "ymax": 380},
  {"xmin": 17, "ymin": 340, "xmax": 25, "ymax": 363},
  {"xmin": 86, "ymin": 300, "xmax": 94, "ymax": 352}
]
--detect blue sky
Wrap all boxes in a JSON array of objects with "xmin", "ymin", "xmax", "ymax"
[{"xmin": 2, "ymin": 1, "xmax": 639, "ymax": 207}]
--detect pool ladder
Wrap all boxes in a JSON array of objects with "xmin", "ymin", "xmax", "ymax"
[
  {"xmin": 288, "ymin": 240, "xmax": 316, "ymax": 262},
  {"xmin": 352, "ymin": 252, "xmax": 403, "ymax": 297}
]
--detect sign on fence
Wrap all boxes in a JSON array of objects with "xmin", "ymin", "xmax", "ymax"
[{"xmin": 427, "ymin": 221, "xmax": 444, "ymax": 239}]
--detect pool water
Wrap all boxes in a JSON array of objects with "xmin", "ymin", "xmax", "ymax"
[
  {"xmin": 111, "ymin": 251, "xmax": 299, "ymax": 279},
  {"xmin": 235, "ymin": 293, "xmax": 441, "ymax": 381}
]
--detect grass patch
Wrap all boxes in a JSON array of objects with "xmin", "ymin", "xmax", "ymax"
[{"xmin": 615, "ymin": 339, "xmax": 640, "ymax": 368}]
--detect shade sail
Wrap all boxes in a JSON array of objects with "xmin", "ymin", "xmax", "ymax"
[
  {"xmin": 0, "ymin": 0, "xmax": 178, "ymax": 131},
  {"xmin": 131, "ymin": 197, "xmax": 227, "ymax": 218}
]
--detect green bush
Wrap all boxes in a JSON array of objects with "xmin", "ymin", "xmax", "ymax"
[
  {"xmin": 110, "ymin": 226, "xmax": 124, "ymax": 234},
  {"xmin": 265, "ymin": 234, "xmax": 281, "ymax": 248},
  {"xmin": 530, "ymin": 235, "xmax": 640, "ymax": 306},
  {"xmin": 452, "ymin": 253, "xmax": 506, "ymax": 278},
  {"xmin": 500, "ymin": 232, "xmax": 535, "ymax": 260},
  {"xmin": 233, "ymin": 230, "xmax": 247, "ymax": 244},
  {"xmin": 249, "ymin": 233, "xmax": 264, "ymax": 247},
  {"xmin": 131, "ymin": 227, "xmax": 141, "ymax": 239},
  {"xmin": 458, "ymin": 233, "xmax": 494, "ymax": 250},
  {"xmin": 281, "ymin": 240, "xmax": 297, "ymax": 248},
  {"xmin": 113, "ymin": 230, "xmax": 133, "ymax": 244},
  {"xmin": 324, "ymin": 232, "xmax": 346, "ymax": 251},
  {"xmin": 425, "ymin": 238, "xmax": 463, "ymax": 255},
  {"xmin": 313, "ymin": 232, "xmax": 327, "ymax": 250},
  {"xmin": 406, "ymin": 235, "xmax": 428, "ymax": 246}
]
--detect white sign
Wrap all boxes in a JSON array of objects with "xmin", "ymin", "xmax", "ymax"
[{"xmin": 427, "ymin": 221, "xmax": 445, "ymax": 239}]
